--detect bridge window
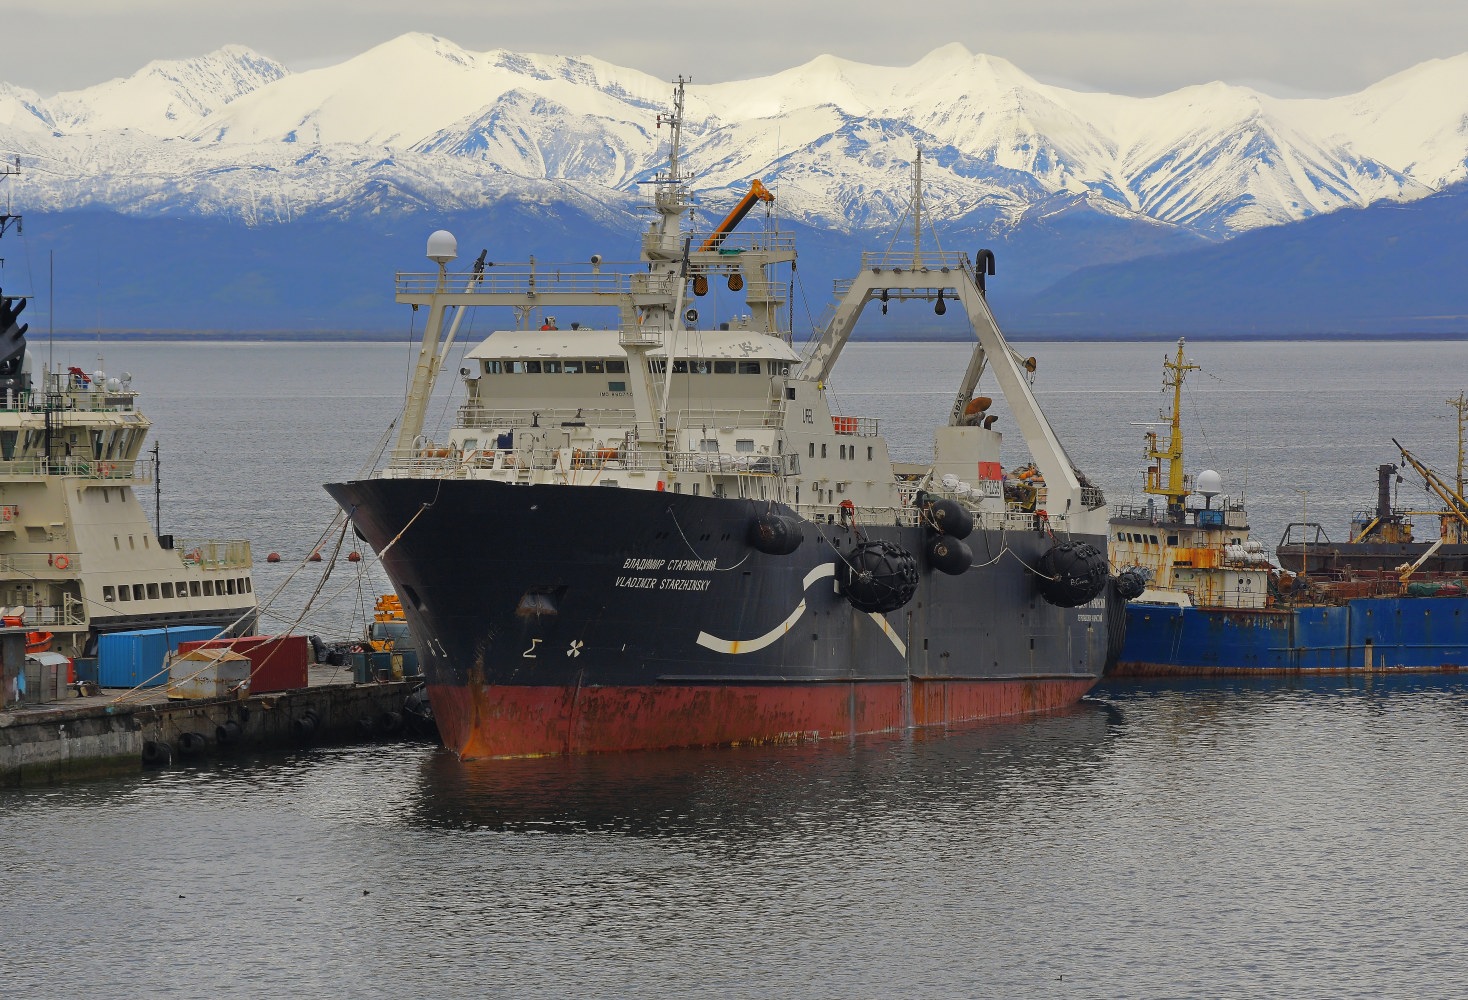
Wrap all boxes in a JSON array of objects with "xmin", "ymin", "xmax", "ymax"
[
  {"xmin": 586, "ymin": 360, "xmax": 605, "ymax": 374},
  {"xmin": 544, "ymin": 361, "xmax": 562, "ymax": 373},
  {"xmin": 740, "ymin": 361, "xmax": 761, "ymax": 374},
  {"xmin": 562, "ymin": 360, "xmax": 581, "ymax": 374},
  {"xmin": 606, "ymin": 359, "xmax": 627, "ymax": 373},
  {"xmin": 103, "ymin": 586, "xmax": 116, "ymax": 603},
  {"xmin": 483, "ymin": 360, "xmax": 503, "ymax": 374},
  {"xmin": 147, "ymin": 583, "xmax": 159, "ymax": 600},
  {"xmin": 714, "ymin": 360, "xmax": 736, "ymax": 374},
  {"xmin": 162, "ymin": 582, "xmax": 174, "ymax": 599}
]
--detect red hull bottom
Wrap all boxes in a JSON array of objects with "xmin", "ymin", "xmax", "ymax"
[{"xmin": 428, "ymin": 677, "xmax": 1099, "ymax": 758}]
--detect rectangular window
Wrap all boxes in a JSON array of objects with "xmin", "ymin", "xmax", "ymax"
[
  {"xmin": 606, "ymin": 359, "xmax": 627, "ymax": 373},
  {"xmin": 524, "ymin": 360, "xmax": 542, "ymax": 374},
  {"xmin": 700, "ymin": 438, "xmax": 720, "ymax": 452},
  {"xmin": 544, "ymin": 360, "xmax": 562, "ymax": 374},
  {"xmin": 178, "ymin": 581, "xmax": 187, "ymax": 596},
  {"xmin": 867, "ymin": 447, "xmax": 873, "ymax": 460},
  {"xmin": 736, "ymin": 439, "xmax": 755, "ymax": 452},
  {"xmin": 146, "ymin": 583, "xmax": 160, "ymax": 600},
  {"xmin": 608, "ymin": 381, "xmax": 627, "ymax": 393},
  {"xmin": 162, "ymin": 582, "xmax": 174, "ymax": 599},
  {"xmin": 203, "ymin": 580, "xmax": 214, "ymax": 596},
  {"xmin": 647, "ymin": 359, "xmax": 666, "ymax": 374},
  {"xmin": 190, "ymin": 581, "xmax": 201, "ymax": 597},
  {"xmin": 587, "ymin": 359, "xmax": 605, "ymax": 374},
  {"xmin": 132, "ymin": 584, "xmax": 145, "ymax": 601},
  {"xmin": 767, "ymin": 362, "xmax": 787, "ymax": 376},
  {"xmin": 483, "ymin": 360, "xmax": 503, "ymax": 374},
  {"xmin": 821, "ymin": 443, "xmax": 827, "ymax": 458},
  {"xmin": 245, "ymin": 579, "xmax": 253, "ymax": 593},
  {"xmin": 740, "ymin": 361, "xmax": 762, "ymax": 375},
  {"xmin": 117, "ymin": 587, "xmax": 130, "ymax": 602},
  {"xmin": 227, "ymin": 579, "xmax": 237, "ymax": 595},
  {"xmin": 103, "ymin": 586, "xmax": 116, "ymax": 603},
  {"xmin": 672, "ymin": 360, "xmax": 689, "ymax": 373},
  {"xmin": 714, "ymin": 360, "xmax": 736, "ymax": 374},
  {"xmin": 562, "ymin": 360, "xmax": 581, "ymax": 374},
  {"xmin": 808, "ymin": 442, "xmax": 815, "ymax": 457}
]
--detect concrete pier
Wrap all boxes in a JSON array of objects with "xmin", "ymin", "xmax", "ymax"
[{"xmin": 1, "ymin": 665, "xmax": 426, "ymax": 786}]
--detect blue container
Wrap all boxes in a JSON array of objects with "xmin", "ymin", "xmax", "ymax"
[{"xmin": 97, "ymin": 626, "xmax": 223, "ymax": 688}]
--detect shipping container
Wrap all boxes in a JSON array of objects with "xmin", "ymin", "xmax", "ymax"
[
  {"xmin": 165, "ymin": 649, "xmax": 251, "ymax": 700},
  {"xmin": 176, "ymin": 635, "xmax": 309, "ymax": 693},
  {"xmin": 97, "ymin": 626, "xmax": 223, "ymax": 688}
]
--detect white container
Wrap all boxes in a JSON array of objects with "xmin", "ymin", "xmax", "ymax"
[{"xmin": 166, "ymin": 649, "xmax": 251, "ymax": 700}]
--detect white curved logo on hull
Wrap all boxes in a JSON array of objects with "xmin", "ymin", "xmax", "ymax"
[{"xmin": 696, "ymin": 562, "xmax": 906, "ymax": 658}]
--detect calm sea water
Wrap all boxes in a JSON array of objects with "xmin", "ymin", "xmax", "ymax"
[{"xmin": 4, "ymin": 339, "xmax": 1467, "ymax": 997}]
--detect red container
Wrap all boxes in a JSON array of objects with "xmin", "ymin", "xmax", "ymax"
[{"xmin": 176, "ymin": 635, "xmax": 309, "ymax": 693}]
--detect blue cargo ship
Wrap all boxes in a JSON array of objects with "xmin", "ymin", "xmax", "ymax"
[{"xmin": 1109, "ymin": 341, "xmax": 1468, "ymax": 676}]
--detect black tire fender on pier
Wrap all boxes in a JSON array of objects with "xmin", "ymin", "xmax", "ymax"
[
  {"xmin": 747, "ymin": 512, "xmax": 804, "ymax": 555},
  {"xmin": 1035, "ymin": 541, "xmax": 1109, "ymax": 608},
  {"xmin": 925, "ymin": 498, "xmax": 974, "ymax": 540},
  {"xmin": 141, "ymin": 740, "xmax": 173, "ymax": 767},
  {"xmin": 176, "ymin": 731, "xmax": 208, "ymax": 757},
  {"xmin": 925, "ymin": 533, "xmax": 974, "ymax": 576},
  {"xmin": 840, "ymin": 540, "xmax": 919, "ymax": 614}
]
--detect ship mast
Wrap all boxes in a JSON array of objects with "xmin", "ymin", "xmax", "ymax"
[
  {"xmin": 1450, "ymin": 391, "xmax": 1467, "ymax": 498},
  {"xmin": 1144, "ymin": 338, "xmax": 1199, "ymax": 516}
]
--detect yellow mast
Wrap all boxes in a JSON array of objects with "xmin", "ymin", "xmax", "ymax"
[
  {"xmin": 1144, "ymin": 338, "xmax": 1199, "ymax": 515},
  {"xmin": 1450, "ymin": 391, "xmax": 1467, "ymax": 499}
]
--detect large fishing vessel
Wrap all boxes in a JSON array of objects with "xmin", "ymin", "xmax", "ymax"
[
  {"xmin": 1109, "ymin": 341, "xmax": 1468, "ymax": 675},
  {"xmin": 328, "ymin": 80, "xmax": 1115, "ymax": 758},
  {"xmin": 0, "ymin": 164, "xmax": 257, "ymax": 658}
]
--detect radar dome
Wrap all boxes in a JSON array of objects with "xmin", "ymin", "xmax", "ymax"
[
  {"xmin": 1196, "ymin": 469, "xmax": 1223, "ymax": 498},
  {"xmin": 426, "ymin": 230, "xmax": 458, "ymax": 264}
]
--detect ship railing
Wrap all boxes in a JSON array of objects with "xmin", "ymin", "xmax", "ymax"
[
  {"xmin": 858, "ymin": 249, "xmax": 972, "ymax": 273},
  {"xmin": 0, "ymin": 552, "xmax": 81, "ymax": 575},
  {"xmin": 1111, "ymin": 503, "xmax": 1167, "ymax": 524},
  {"xmin": 830, "ymin": 415, "xmax": 879, "ymax": 437},
  {"xmin": 1, "ymin": 386, "xmax": 140, "ymax": 413},
  {"xmin": 1081, "ymin": 485, "xmax": 1107, "ymax": 511},
  {"xmin": 669, "ymin": 451, "xmax": 793, "ymax": 475},
  {"xmin": 456, "ymin": 405, "xmax": 637, "ymax": 430},
  {"xmin": 11, "ymin": 603, "xmax": 86, "ymax": 627},
  {"xmin": 666, "ymin": 406, "xmax": 786, "ymax": 430},
  {"xmin": 0, "ymin": 456, "xmax": 153, "ymax": 483},
  {"xmin": 173, "ymin": 538, "xmax": 253, "ymax": 570},
  {"xmin": 394, "ymin": 266, "xmax": 637, "ymax": 298},
  {"xmin": 795, "ymin": 502, "xmax": 924, "ymax": 528},
  {"xmin": 683, "ymin": 230, "xmax": 798, "ymax": 256}
]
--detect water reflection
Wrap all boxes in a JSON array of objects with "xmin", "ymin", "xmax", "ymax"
[{"xmin": 405, "ymin": 699, "xmax": 1124, "ymax": 839}]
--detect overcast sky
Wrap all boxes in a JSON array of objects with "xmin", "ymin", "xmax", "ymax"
[{"xmin": 8, "ymin": 0, "xmax": 1467, "ymax": 98}]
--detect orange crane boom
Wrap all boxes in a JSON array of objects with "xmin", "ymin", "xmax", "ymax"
[{"xmin": 700, "ymin": 179, "xmax": 773, "ymax": 252}]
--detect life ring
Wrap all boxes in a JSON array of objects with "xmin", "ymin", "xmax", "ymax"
[
  {"xmin": 100, "ymin": 462, "xmax": 114, "ymax": 476},
  {"xmin": 53, "ymin": 554, "xmax": 70, "ymax": 570},
  {"xmin": 186, "ymin": 548, "xmax": 203, "ymax": 563}
]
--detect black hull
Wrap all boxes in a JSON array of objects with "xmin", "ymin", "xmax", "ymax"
[{"xmin": 327, "ymin": 479, "xmax": 1108, "ymax": 755}]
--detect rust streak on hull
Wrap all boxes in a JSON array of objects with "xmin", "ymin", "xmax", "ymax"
[{"xmin": 428, "ymin": 677, "xmax": 1099, "ymax": 759}]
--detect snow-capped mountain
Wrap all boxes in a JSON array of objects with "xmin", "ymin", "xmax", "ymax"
[{"xmin": 3, "ymin": 35, "xmax": 1466, "ymax": 241}]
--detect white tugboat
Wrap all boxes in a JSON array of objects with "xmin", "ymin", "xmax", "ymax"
[{"xmin": 329, "ymin": 79, "xmax": 1115, "ymax": 758}]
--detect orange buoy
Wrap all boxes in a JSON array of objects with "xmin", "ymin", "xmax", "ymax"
[
  {"xmin": 347, "ymin": 551, "xmax": 362, "ymax": 562},
  {"xmin": 308, "ymin": 551, "xmax": 323, "ymax": 562},
  {"xmin": 266, "ymin": 552, "xmax": 281, "ymax": 563}
]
